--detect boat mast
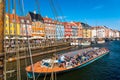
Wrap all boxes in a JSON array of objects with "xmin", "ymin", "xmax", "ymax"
[{"xmin": 0, "ymin": 0, "xmax": 5, "ymax": 80}]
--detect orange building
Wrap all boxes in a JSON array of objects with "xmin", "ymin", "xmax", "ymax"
[
  {"xmin": 27, "ymin": 12, "xmax": 45, "ymax": 38},
  {"xmin": 74, "ymin": 22, "xmax": 83, "ymax": 38}
]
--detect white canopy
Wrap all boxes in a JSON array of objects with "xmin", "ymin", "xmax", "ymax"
[
  {"xmin": 29, "ymin": 36, "xmax": 44, "ymax": 39},
  {"xmin": 4, "ymin": 36, "xmax": 9, "ymax": 39}
]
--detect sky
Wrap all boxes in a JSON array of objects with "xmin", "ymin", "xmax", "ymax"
[{"xmin": 6, "ymin": 0, "xmax": 120, "ymax": 30}]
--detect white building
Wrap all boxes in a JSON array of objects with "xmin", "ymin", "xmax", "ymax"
[
  {"xmin": 96, "ymin": 27, "xmax": 106, "ymax": 38},
  {"xmin": 19, "ymin": 16, "xmax": 32, "ymax": 37},
  {"xmin": 109, "ymin": 29, "xmax": 114, "ymax": 38},
  {"xmin": 91, "ymin": 27, "xmax": 97, "ymax": 38},
  {"xmin": 114, "ymin": 30, "xmax": 119, "ymax": 38}
]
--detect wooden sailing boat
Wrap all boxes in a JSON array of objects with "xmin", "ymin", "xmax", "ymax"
[{"xmin": 25, "ymin": 47, "xmax": 109, "ymax": 78}]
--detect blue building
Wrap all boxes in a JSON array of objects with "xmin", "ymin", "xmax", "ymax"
[{"xmin": 56, "ymin": 22, "xmax": 64, "ymax": 40}]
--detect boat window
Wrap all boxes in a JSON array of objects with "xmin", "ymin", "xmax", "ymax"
[{"xmin": 43, "ymin": 62, "xmax": 51, "ymax": 67}]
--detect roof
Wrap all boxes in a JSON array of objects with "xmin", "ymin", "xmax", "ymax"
[
  {"xmin": 6, "ymin": 13, "xmax": 20, "ymax": 23},
  {"xmin": 43, "ymin": 17, "xmax": 52, "ymax": 21},
  {"xmin": 19, "ymin": 16, "xmax": 32, "ymax": 25},
  {"xmin": 28, "ymin": 12, "xmax": 43, "ymax": 22},
  {"xmin": 81, "ymin": 22, "xmax": 91, "ymax": 29}
]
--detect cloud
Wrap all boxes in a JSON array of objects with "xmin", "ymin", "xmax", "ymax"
[
  {"xmin": 92, "ymin": 5, "xmax": 104, "ymax": 10},
  {"xmin": 55, "ymin": 16, "xmax": 67, "ymax": 20}
]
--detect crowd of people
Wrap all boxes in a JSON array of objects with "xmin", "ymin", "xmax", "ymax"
[
  {"xmin": 41, "ymin": 47, "xmax": 109, "ymax": 69},
  {"xmin": 56, "ymin": 47, "xmax": 109, "ymax": 68}
]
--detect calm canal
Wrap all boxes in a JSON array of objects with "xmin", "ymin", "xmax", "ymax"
[{"xmin": 39, "ymin": 40, "xmax": 120, "ymax": 80}]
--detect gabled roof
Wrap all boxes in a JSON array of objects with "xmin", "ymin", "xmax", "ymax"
[
  {"xmin": 28, "ymin": 12, "xmax": 43, "ymax": 22},
  {"xmin": 19, "ymin": 16, "xmax": 32, "ymax": 25},
  {"xmin": 43, "ymin": 17, "xmax": 52, "ymax": 21},
  {"xmin": 6, "ymin": 13, "xmax": 20, "ymax": 23},
  {"xmin": 81, "ymin": 22, "xmax": 91, "ymax": 29}
]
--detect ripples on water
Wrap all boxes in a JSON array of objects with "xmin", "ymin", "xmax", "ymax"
[{"xmin": 54, "ymin": 41, "xmax": 120, "ymax": 80}]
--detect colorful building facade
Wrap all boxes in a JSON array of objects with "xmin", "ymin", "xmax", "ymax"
[
  {"xmin": 75, "ymin": 22, "xmax": 83, "ymax": 38},
  {"xmin": 81, "ymin": 23, "xmax": 91, "ymax": 38},
  {"xmin": 70, "ymin": 22, "xmax": 78, "ymax": 38},
  {"xmin": 95, "ymin": 26, "xmax": 106, "ymax": 38},
  {"xmin": 5, "ymin": 14, "xmax": 20, "ymax": 36},
  {"xmin": 43, "ymin": 17, "xmax": 56, "ymax": 39},
  {"xmin": 19, "ymin": 16, "xmax": 32, "ymax": 37},
  {"xmin": 56, "ymin": 21, "xmax": 64, "ymax": 40},
  {"xmin": 64, "ymin": 22, "xmax": 72, "ymax": 38},
  {"xmin": 91, "ymin": 27, "xmax": 97, "ymax": 38},
  {"xmin": 28, "ymin": 12, "xmax": 45, "ymax": 38}
]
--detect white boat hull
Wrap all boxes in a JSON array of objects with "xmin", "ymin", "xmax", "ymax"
[
  {"xmin": 70, "ymin": 42, "xmax": 79, "ymax": 46},
  {"xmin": 97, "ymin": 40, "xmax": 105, "ymax": 44},
  {"xmin": 81, "ymin": 42, "xmax": 91, "ymax": 46}
]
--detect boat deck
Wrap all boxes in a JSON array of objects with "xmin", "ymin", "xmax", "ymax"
[
  {"xmin": 26, "ymin": 62, "xmax": 66, "ymax": 73},
  {"xmin": 26, "ymin": 48, "xmax": 109, "ymax": 74}
]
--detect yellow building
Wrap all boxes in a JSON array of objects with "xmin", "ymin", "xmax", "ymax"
[
  {"xmin": 82, "ymin": 28, "xmax": 91, "ymax": 38},
  {"xmin": 4, "ymin": 14, "xmax": 20, "ymax": 36}
]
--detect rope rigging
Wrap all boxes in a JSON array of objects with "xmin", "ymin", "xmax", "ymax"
[
  {"xmin": 19, "ymin": 0, "xmax": 36, "ymax": 80},
  {"xmin": 18, "ymin": 0, "xmax": 29, "ymax": 80},
  {"xmin": 13, "ymin": 0, "xmax": 21, "ymax": 79}
]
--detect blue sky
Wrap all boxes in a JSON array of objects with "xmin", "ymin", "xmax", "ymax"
[{"xmin": 6, "ymin": 0, "xmax": 120, "ymax": 30}]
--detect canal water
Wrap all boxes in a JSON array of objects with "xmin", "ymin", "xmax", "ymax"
[
  {"xmin": 9, "ymin": 40, "xmax": 120, "ymax": 80},
  {"xmin": 39, "ymin": 40, "xmax": 120, "ymax": 80}
]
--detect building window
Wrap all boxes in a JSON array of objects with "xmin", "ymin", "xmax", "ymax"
[
  {"xmin": 21, "ymin": 19, "xmax": 24, "ymax": 23},
  {"xmin": 10, "ymin": 24, "xmax": 12, "ymax": 27},
  {"xmin": 12, "ymin": 19, "xmax": 15, "ymax": 22},
  {"xmin": 27, "ymin": 20, "xmax": 29, "ymax": 23},
  {"xmin": 10, "ymin": 30, "xmax": 12, "ymax": 34},
  {"xmin": 6, "ymin": 24, "xmax": 7, "ymax": 27},
  {"xmin": 5, "ymin": 30, "xmax": 8, "ymax": 34}
]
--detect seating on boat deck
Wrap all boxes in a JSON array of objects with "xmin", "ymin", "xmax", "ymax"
[
  {"xmin": 40, "ymin": 47, "xmax": 108, "ymax": 69},
  {"xmin": 42, "ymin": 62, "xmax": 51, "ymax": 67}
]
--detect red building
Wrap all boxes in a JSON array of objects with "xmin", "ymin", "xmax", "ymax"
[{"xmin": 63, "ymin": 22, "xmax": 72, "ymax": 38}]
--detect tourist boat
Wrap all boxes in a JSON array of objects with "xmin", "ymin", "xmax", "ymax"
[
  {"xmin": 81, "ymin": 41, "xmax": 91, "ymax": 46},
  {"xmin": 70, "ymin": 40, "xmax": 79, "ymax": 46},
  {"xmin": 25, "ymin": 47, "xmax": 109, "ymax": 78},
  {"xmin": 70, "ymin": 42, "xmax": 79, "ymax": 46},
  {"xmin": 97, "ymin": 38, "xmax": 105, "ymax": 44}
]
